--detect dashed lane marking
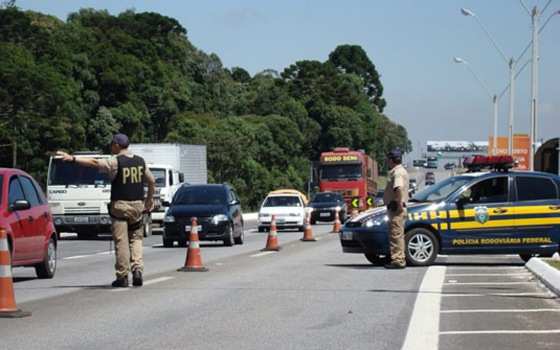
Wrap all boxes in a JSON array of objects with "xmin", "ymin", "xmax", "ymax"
[
  {"xmin": 441, "ymin": 308, "xmax": 560, "ymax": 313},
  {"xmin": 250, "ymin": 251, "xmax": 277, "ymax": 258},
  {"xmin": 401, "ymin": 265, "xmax": 446, "ymax": 350},
  {"xmin": 111, "ymin": 276, "xmax": 175, "ymax": 292}
]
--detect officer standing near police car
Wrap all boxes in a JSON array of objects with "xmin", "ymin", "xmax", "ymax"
[
  {"xmin": 57, "ymin": 133, "xmax": 155, "ymax": 287},
  {"xmin": 383, "ymin": 148, "xmax": 409, "ymax": 269}
]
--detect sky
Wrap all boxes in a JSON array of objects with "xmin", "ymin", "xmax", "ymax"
[{"xmin": 17, "ymin": 0, "xmax": 560, "ymax": 158}]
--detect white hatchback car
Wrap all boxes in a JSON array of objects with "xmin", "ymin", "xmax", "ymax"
[{"xmin": 258, "ymin": 193, "xmax": 305, "ymax": 232}]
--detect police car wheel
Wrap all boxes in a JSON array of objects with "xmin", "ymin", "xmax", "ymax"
[
  {"xmin": 163, "ymin": 238, "xmax": 174, "ymax": 248},
  {"xmin": 405, "ymin": 228, "xmax": 439, "ymax": 266}
]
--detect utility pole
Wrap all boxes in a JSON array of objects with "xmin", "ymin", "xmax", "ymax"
[{"xmin": 529, "ymin": 5, "xmax": 539, "ymax": 170}]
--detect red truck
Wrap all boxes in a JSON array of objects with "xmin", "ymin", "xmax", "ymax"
[{"xmin": 318, "ymin": 148, "xmax": 378, "ymax": 210}]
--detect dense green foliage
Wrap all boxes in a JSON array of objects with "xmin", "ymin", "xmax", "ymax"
[{"xmin": 0, "ymin": 7, "xmax": 411, "ymax": 209}]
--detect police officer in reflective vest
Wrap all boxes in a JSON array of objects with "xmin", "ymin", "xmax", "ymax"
[
  {"xmin": 383, "ymin": 148, "xmax": 409, "ymax": 269},
  {"xmin": 57, "ymin": 133, "xmax": 155, "ymax": 287}
]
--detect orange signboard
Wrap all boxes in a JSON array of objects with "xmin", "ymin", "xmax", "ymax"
[{"xmin": 488, "ymin": 135, "xmax": 531, "ymax": 170}]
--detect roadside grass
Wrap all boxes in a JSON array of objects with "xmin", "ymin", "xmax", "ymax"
[{"xmin": 546, "ymin": 260, "xmax": 560, "ymax": 270}]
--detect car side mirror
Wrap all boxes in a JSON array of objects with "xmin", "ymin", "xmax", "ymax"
[
  {"xmin": 162, "ymin": 201, "xmax": 171, "ymax": 207},
  {"xmin": 179, "ymin": 173, "xmax": 185, "ymax": 183},
  {"xmin": 230, "ymin": 200, "xmax": 240, "ymax": 206},
  {"xmin": 10, "ymin": 199, "xmax": 31, "ymax": 211}
]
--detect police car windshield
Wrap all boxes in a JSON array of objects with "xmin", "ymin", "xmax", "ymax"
[
  {"xmin": 263, "ymin": 196, "xmax": 302, "ymax": 207},
  {"xmin": 49, "ymin": 159, "xmax": 110, "ymax": 186},
  {"xmin": 411, "ymin": 176, "xmax": 471, "ymax": 202}
]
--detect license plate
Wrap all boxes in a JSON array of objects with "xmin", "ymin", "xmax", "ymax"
[
  {"xmin": 185, "ymin": 225, "xmax": 203, "ymax": 232},
  {"xmin": 74, "ymin": 216, "xmax": 89, "ymax": 224},
  {"xmin": 276, "ymin": 218, "xmax": 286, "ymax": 223},
  {"xmin": 320, "ymin": 212, "xmax": 330, "ymax": 217},
  {"xmin": 341, "ymin": 231, "xmax": 353, "ymax": 240}
]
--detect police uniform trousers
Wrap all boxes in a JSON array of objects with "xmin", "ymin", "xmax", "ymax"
[
  {"xmin": 111, "ymin": 200, "xmax": 145, "ymax": 278},
  {"xmin": 388, "ymin": 209, "xmax": 407, "ymax": 266}
]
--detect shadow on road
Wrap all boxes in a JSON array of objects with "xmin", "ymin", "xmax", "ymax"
[
  {"xmin": 54, "ymin": 285, "xmax": 114, "ymax": 290},
  {"xmin": 325, "ymin": 263, "xmax": 382, "ymax": 270},
  {"xmin": 13, "ymin": 277, "xmax": 36, "ymax": 283}
]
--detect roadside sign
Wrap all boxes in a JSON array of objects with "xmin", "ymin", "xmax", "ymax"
[
  {"xmin": 366, "ymin": 196, "xmax": 374, "ymax": 207},
  {"xmin": 351, "ymin": 197, "xmax": 360, "ymax": 208}
]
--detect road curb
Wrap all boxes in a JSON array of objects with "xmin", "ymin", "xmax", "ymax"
[{"xmin": 526, "ymin": 257, "xmax": 560, "ymax": 296}]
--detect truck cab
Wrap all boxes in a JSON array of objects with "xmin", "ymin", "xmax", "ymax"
[
  {"xmin": 149, "ymin": 163, "xmax": 184, "ymax": 224},
  {"xmin": 47, "ymin": 153, "xmax": 152, "ymax": 238}
]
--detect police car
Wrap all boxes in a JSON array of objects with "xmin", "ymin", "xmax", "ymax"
[{"xmin": 340, "ymin": 156, "xmax": 560, "ymax": 265}]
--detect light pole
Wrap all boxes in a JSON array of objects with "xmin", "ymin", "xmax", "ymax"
[
  {"xmin": 461, "ymin": 8, "xmax": 516, "ymax": 155},
  {"xmin": 521, "ymin": 2, "xmax": 560, "ymax": 169},
  {"xmin": 453, "ymin": 57, "xmax": 499, "ymax": 155}
]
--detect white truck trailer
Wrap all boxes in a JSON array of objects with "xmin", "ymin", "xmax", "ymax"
[{"xmin": 128, "ymin": 143, "xmax": 208, "ymax": 223}]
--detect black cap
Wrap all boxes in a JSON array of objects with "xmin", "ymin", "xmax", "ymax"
[
  {"xmin": 387, "ymin": 148, "xmax": 402, "ymax": 160},
  {"xmin": 111, "ymin": 133, "xmax": 129, "ymax": 148}
]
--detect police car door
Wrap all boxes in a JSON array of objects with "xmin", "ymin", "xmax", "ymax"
[
  {"xmin": 446, "ymin": 175, "xmax": 515, "ymax": 253},
  {"xmin": 513, "ymin": 175, "xmax": 560, "ymax": 252}
]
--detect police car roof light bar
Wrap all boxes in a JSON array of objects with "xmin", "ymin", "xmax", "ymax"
[{"xmin": 463, "ymin": 155, "xmax": 515, "ymax": 172}]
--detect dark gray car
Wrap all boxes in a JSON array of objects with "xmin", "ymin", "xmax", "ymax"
[{"xmin": 162, "ymin": 184, "xmax": 244, "ymax": 247}]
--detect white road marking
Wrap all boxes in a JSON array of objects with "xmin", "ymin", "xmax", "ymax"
[
  {"xmin": 143, "ymin": 276, "xmax": 174, "ymax": 286},
  {"xmin": 441, "ymin": 308, "xmax": 560, "ymax": 313},
  {"xmin": 446, "ymin": 267, "xmax": 524, "ymax": 271},
  {"xmin": 63, "ymin": 255, "xmax": 90, "ymax": 260},
  {"xmin": 96, "ymin": 251, "xmax": 112, "ymax": 255},
  {"xmin": 111, "ymin": 276, "xmax": 174, "ymax": 292},
  {"xmin": 440, "ymin": 330, "xmax": 560, "ymax": 335},
  {"xmin": 448, "ymin": 280, "xmax": 458, "ymax": 283},
  {"xmin": 441, "ymin": 292, "xmax": 553, "ymax": 297},
  {"xmin": 446, "ymin": 273, "xmax": 532, "ymax": 277},
  {"xmin": 250, "ymin": 251, "xmax": 277, "ymax": 258},
  {"xmin": 401, "ymin": 265, "xmax": 446, "ymax": 350},
  {"xmin": 443, "ymin": 282, "xmax": 534, "ymax": 286}
]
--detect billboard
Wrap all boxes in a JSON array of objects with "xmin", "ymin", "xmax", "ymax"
[
  {"xmin": 427, "ymin": 141, "xmax": 488, "ymax": 153},
  {"xmin": 488, "ymin": 134, "xmax": 531, "ymax": 170}
]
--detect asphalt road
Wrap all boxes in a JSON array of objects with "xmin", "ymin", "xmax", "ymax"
[{"xmin": 3, "ymin": 222, "xmax": 559, "ymax": 349}]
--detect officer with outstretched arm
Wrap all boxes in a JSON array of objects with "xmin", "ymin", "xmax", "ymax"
[
  {"xmin": 383, "ymin": 148, "xmax": 409, "ymax": 269},
  {"xmin": 57, "ymin": 133, "xmax": 155, "ymax": 287}
]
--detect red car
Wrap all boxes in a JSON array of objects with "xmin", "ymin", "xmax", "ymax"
[{"xmin": 1, "ymin": 168, "xmax": 57, "ymax": 278}]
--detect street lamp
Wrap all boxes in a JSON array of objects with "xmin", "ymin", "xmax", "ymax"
[
  {"xmin": 453, "ymin": 57, "xmax": 499, "ymax": 155},
  {"xmin": 461, "ymin": 8, "xmax": 516, "ymax": 156}
]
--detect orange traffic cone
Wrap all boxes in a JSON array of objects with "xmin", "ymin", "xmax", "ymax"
[
  {"xmin": 331, "ymin": 208, "xmax": 342, "ymax": 233},
  {"xmin": 301, "ymin": 212, "xmax": 316, "ymax": 242},
  {"xmin": 0, "ymin": 229, "xmax": 31, "ymax": 318},
  {"xmin": 262, "ymin": 215, "xmax": 281, "ymax": 251},
  {"xmin": 178, "ymin": 218, "xmax": 208, "ymax": 272}
]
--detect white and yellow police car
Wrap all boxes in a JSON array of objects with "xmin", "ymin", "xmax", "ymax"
[{"xmin": 340, "ymin": 156, "xmax": 560, "ymax": 265}]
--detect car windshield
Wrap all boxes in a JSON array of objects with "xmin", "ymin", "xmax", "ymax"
[
  {"xmin": 173, "ymin": 186, "xmax": 227, "ymax": 205},
  {"xmin": 411, "ymin": 176, "xmax": 472, "ymax": 202},
  {"xmin": 48, "ymin": 158, "xmax": 110, "ymax": 186},
  {"xmin": 151, "ymin": 168, "xmax": 166, "ymax": 188},
  {"xmin": 319, "ymin": 164, "xmax": 362, "ymax": 180},
  {"xmin": 312, "ymin": 193, "xmax": 340, "ymax": 203},
  {"xmin": 263, "ymin": 196, "xmax": 301, "ymax": 207}
]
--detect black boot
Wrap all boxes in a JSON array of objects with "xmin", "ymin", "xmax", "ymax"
[
  {"xmin": 111, "ymin": 276, "xmax": 129, "ymax": 288},
  {"xmin": 132, "ymin": 270, "xmax": 143, "ymax": 287}
]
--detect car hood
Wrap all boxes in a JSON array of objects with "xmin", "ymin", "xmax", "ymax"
[
  {"xmin": 308, "ymin": 202, "xmax": 343, "ymax": 209},
  {"xmin": 169, "ymin": 204, "xmax": 226, "ymax": 217},
  {"xmin": 348, "ymin": 202, "xmax": 438, "ymax": 223}
]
